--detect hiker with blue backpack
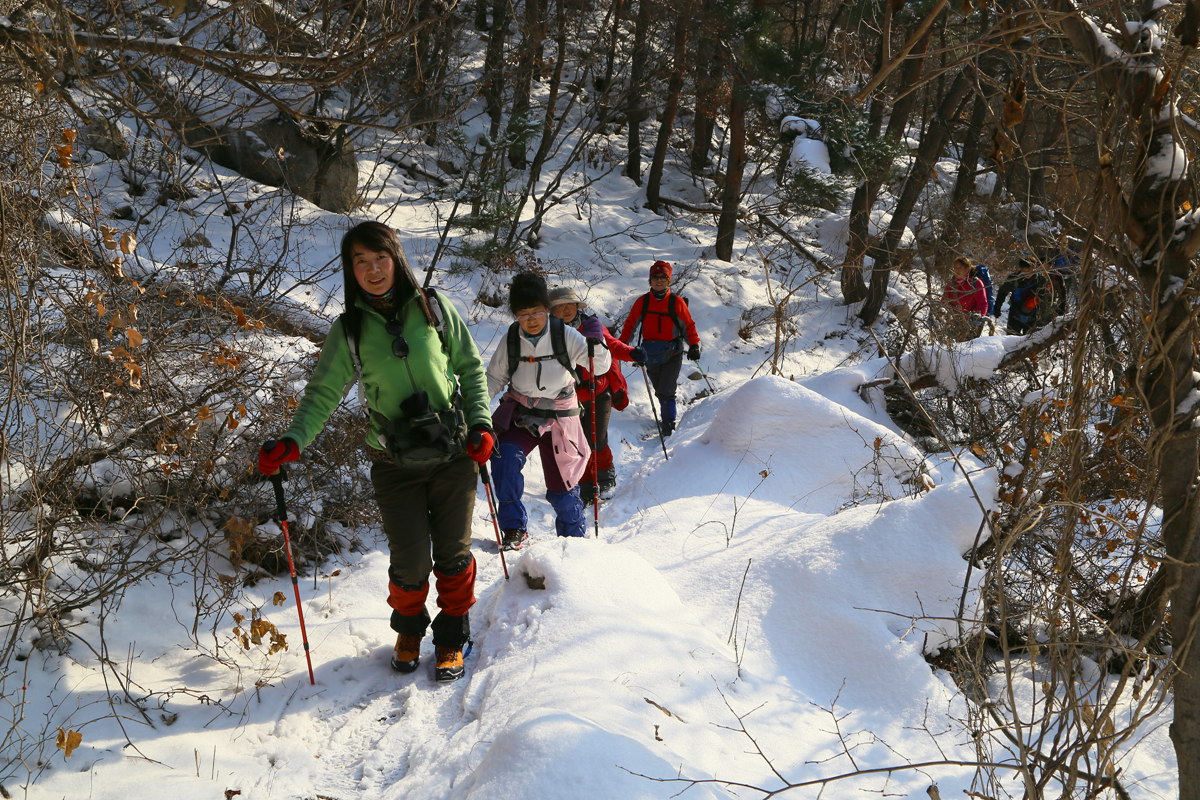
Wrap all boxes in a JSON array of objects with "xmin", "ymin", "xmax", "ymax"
[
  {"xmin": 618, "ymin": 260, "xmax": 701, "ymax": 436},
  {"xmin": 942, "ymin": 256, "xmax": 990, "ymax": 340},
  {"xmin": 486, "ymin": 272, "xmax": 611, "ymax": 550},
  {"xmin": 257, "ymin": 221, "xmax": 492, "ymax": 683},
  {"xmin": 995, "ymin": 259, "xmax": 1053, "ymax": 335}
]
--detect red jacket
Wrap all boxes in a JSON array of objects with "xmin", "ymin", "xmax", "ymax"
[
  {"xmin": 573, "ymin": 318, "xmax": 636, "ymax": 407},
  {"xmin": 943, "ymin": 277, "xmax": 988, "ymax": 315},
  {"xmin": 618, "ymin": 291, "xmax": 700, "ymax": 345}
]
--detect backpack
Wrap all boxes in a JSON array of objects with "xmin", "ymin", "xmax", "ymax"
[
  {"xmin": 972, "ymin": 264, "xmax": 996, "ymax": 316},
  {"xmin": 505, "ymin": 316, "xmax": 578, "ymax": 387},
  {"xmin": 632, "ymin": 292, "xmax": 688, "ymax": 343}
]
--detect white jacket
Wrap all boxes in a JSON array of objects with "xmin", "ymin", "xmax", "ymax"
[{"xmin": 487, "ymin": 321, "xmax": 612, "ymax": 399}]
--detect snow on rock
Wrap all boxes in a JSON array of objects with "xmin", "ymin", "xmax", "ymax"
[
  {"xmin": 817, "ymin": 206, "xmax": 916, "ymax": 261},
  {"xmin": 781, "ymin": 116, "xmax": 831, "ymax": 174}
]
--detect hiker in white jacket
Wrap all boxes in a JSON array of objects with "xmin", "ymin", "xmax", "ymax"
[{"xmin": 486, "ymin": 272, "xmax": 610, "ymax": 549}]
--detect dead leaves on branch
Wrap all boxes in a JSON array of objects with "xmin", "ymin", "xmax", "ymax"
[{"xmin": 232, "ymin": 608, "xmax": 288, "ymax": 655}]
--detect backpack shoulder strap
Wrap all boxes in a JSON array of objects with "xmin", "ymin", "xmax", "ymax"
[
  {"xmin": 341, "ymin": 311, "xmax": 363, "ymax": 382},
  {"xmin": 635, "ymin": 292, "xmax": 653, "ymax": 340},
  {"xmin": 505, "ymin": 322, "xmax": 521, "ymax": 382},
  {"xmin": 549, "ymin": 317, "xmax": 578, "ymax": 382},
  {"xmin": 426, "ymin": 289, "xmax": 448, "ymax": 350}
]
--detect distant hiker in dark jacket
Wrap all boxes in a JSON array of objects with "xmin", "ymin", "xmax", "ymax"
[
  {"xmin": 618, "ymin": 260, "xmax": 701, "ymax": 436},
  {"xmin": 257, "ymin": 221, "xmax": 492, "ymax": 683},
  {"xmin": 994, "ymin": 260, "xmax": 1053, "ymax": 335},
  {"xmin": 486, "ymin": 273, "xmax": 607, "ymax": 550},
  {"xmin": 549, "ymin": 285, "xmax": 641, "ymax": 505},
  {"xmin": 941, "ymin": 256, "xmax": 989, "ymax": 341}
]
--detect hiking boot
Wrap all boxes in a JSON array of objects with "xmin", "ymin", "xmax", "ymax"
[
  {"xmin": 390, "ymin": 633, "xmax": 422, "ymax": 673},
  {"xmin": 434, "ymin": 645, "xmax": 465, "ymax": 682},
  {"xmin": 501, "ymin": 528, "xmax": 529, "ymax": 551},
  {"xmin": 598, "ymin": 469, "xmax": 616, "ymax": 493},
  {"xmin": 660, "ymin": 419, "xmax": 675, "ymax": 437},
  {"xmin": 579, "ymin": 482, "xmax": 596, "ymax": 506}
]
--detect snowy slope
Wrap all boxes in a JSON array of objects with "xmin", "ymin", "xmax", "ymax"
[{"xmin": 8, "ymin": 124, "xmax": 1178, "ymax": 800}]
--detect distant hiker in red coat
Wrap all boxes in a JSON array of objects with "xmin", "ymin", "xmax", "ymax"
[
  {"xmin": 549, "ymin": 286, "xmax": 640, "ymax": 505},
  {"xmin": 618, "ymin": 260, "xmax": 701, "ymax": 436},
  {"xmin": 943, "ymin": 256, "xmax": 989, "ymax": 315},
  {"xmin": 941, "ymin": 256, "xmax": 989, "ymax": 340}
]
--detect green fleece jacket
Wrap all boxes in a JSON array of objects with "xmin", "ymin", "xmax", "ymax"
[{"xmin": 283, "ymin": 291, "xmax": 491, "ymax": 453}]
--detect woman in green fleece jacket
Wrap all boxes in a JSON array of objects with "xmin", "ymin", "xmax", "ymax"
[{"xmin": 257, "ymin": 221, "xmax": 493, "ymax": 682}]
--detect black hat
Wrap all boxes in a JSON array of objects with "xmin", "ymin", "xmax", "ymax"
[{"xmin": 509, "ymin": 272, "xmax": 550, "ymax": 313}]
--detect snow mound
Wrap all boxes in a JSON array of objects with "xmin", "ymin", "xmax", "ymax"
[
  {"xmin": 456, "ymin": 538, "xmax": 748, "ymax": 799},
  {"xmin": 639, "ymin": 375, "xmax": 929, "ymax": 514}
]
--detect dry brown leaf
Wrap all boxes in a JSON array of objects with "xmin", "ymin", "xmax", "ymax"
[{"xmin": 56, "ymin": 729, "xmax": 82, "ymax": 758}]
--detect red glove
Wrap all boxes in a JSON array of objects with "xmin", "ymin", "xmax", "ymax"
[
  {"xmin": 258, "ymin": 438, "xmax": 299, "ymax": 475},
  {"xmin": 467, "ymin": 427, "xmax": 494, "ymax": 464}
]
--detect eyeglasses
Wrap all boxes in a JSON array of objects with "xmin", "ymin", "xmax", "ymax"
[
  {"xmin": 515, "ymin": 311, "xmax": 547, "ymax": 322},
  {"xmin": 650, "ymin": 274, "xmax": 669, "ymax": 282},
  {"xmin": 386, "ymin": 321, "xmax": 409, "ymax": 358}
]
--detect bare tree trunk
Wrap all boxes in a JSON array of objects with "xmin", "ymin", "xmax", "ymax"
[
  {"xmin": 623, "ymin": 0, "xmax": 653, "ymax": 185},
  {"xmin": 506, "ymin": 0, "xmax": 569, "ymax": 246},
  {"xmin": 689, "ymin": 0, "xmax": 720, "ymax": 172},
  {"xmin": 646, "ymin": 8, "xmax": 688, "ymax": 211},
  {"xmin": 1047, "ymin": 6, "xmax": 1200, "ymax": 790},
  {"xmin": 859, "ymin": 68, "xmax": 973, "ymax": 324},
  {"xmin": 507, "ymin": 0, "xmax": 545, "ymax": 169},
  {"xmin": 714, "ymin": 52, "xmax": 745, "ymax": 262},
  {"xmin": 841, "ymin": 25, "xmax": 932, "ymax": 305}
]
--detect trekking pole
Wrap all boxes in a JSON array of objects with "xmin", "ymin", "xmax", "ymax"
[
  {"xmin": 691, "ymin": 357, "xmax": 718, "ymax": 394},
  {"xmin": 587, "ymin": 341, "xmax": 600, "ymax": 538},
  {"xmin": 478, "ymin": 462, "xmax": 509, "ymax": 580},
  {"xmin": 640, "ymin": 364, "xmax": 670, "ymax": 461},
  {"xmin": 263, "ymin": 452, "xmax": 316, "ymax": 686}
]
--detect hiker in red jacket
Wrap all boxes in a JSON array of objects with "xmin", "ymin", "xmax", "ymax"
[
  {"xmin": 943, "ymin": 256, "xmax": 989, "ymax": 315},
  {"xmin": 941, "ymin": 255, "xmax": 989, "ymax": 340},
  {"xmin": 549, "ymin": 286, "xmax": 642, "ymax": 505},
  {"xmin": 618, "ymin": 260, "xmax": 700, "ymax": 436}
]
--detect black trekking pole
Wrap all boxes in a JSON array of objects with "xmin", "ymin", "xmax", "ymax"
[
  {"xmin": 478, "ymin": 462, "xmax": 509, "ymax": 580},
  {"xmin": 587, "ymin": 341, "xmax": 600, "ymax": 538},
  {"xmin": 640, "ymin": 364, "xmax": 670, "ymax": 461},
  {"xmin": 263, "ymin": 450, "xmax": 316, "ymax": 686},
  {"xmin": 691, "ymin": 357, "xmax": 718, "ymax": 394}
]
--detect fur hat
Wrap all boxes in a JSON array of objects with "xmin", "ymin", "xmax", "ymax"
[
  {"xmin": 650, "ymin": 260, "xmax": 672, "ymax": 280},
  {"xmin": 548, "ymin": 286, "xmax": 586, "ymax": 308},
  {"xmin": 509, "ymin": 272, "xmax": 550, "ymax": 313}
]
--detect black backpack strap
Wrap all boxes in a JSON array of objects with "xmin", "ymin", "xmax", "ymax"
[
  {"xmin": 549, "ymin": 317, "xmax": 578, "ymax": 383},
  {"xmin": 506, "ymin": 322, "xmax": 521, "ymax": 383},
  {"xmin": 340, "ymin": 310, "xmax": 363, "ymax": 386},
  {"xmin": 426, "ymin": 289, "xmax": 449, "ymax": 352}
]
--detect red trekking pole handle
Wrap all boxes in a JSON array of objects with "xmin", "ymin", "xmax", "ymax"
[
  {"xmin": 263, "ymin": 443, "xmax": 316, "ymax": 685},
  {"xmin": 478, "ymin": 462, "xmax": 509, "ymax": 580}
]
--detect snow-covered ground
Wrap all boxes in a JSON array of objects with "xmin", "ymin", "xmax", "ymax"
[{"xmin": 5, "ymin": 128, "xmax": 1178, "ymax": 800}]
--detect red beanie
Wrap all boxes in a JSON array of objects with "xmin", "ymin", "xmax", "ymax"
[{"xmin": 650, "ymin": 260, "xmax": 672, "ymax": 280}]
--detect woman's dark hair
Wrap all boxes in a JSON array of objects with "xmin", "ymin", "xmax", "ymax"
[{"xmin": 340, "ymin": 221, "xmax": 435, "ymax": 326}]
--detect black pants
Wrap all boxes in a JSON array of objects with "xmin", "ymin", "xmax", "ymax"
[
  {"xmin": 580, "ymin": 390, "xmax": 612, "ymax": 458},
  {"xmin": 646, "ymin": 353, "xmax": 683, "ymax": 420},
  {"xmin": 372, "ymin": 454, "xmax": 477, "ymax": 646}
]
